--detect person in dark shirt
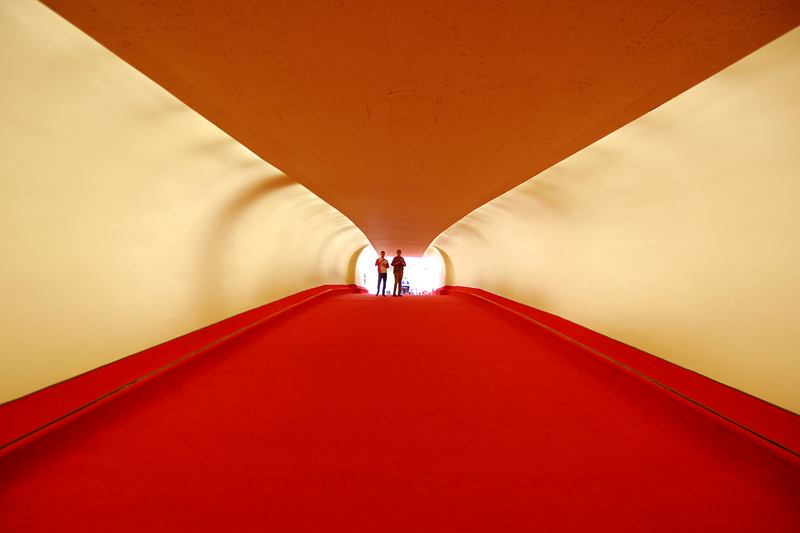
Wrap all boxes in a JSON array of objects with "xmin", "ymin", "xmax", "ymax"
[{"xmin": 391, "ymin": 249, "xmax": 406, "ymax": 297}]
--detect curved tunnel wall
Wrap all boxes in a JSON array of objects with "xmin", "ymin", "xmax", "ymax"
[
  {"xmin": 3, "ymin": 0, "xmax": 799, "ymax": 416},
  {"xmin": 0, "ymin": 0, "xmax": 368, "ymax": 404},
  {"xmin": 433, "ymin": 27, "xmax": 800, "ymax": 414}
]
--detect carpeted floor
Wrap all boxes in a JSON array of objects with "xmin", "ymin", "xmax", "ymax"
[{"xmin": 1, "ymin": 293, "xmax": 798, "ymax": 531}]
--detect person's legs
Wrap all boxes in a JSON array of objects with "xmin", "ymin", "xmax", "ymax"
[
  {"xmin": 393, "ymin": 271, "xmax": 403, "ymax": 296},
  {"xmin": 377, "ymin": 273, "xmax": 386, "ymax": 295}
]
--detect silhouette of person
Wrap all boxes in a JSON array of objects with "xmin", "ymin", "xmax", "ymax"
[
  {"xmin": 391, "ymin": 249, "xmax": 406, "ymax": 297},
  {"xmin": 375, "ymin": 251, "xmax": 389, "ymax": 296}
]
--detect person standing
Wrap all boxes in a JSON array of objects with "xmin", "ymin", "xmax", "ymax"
[
  {"xmin": 375, "ymin": 251, "xmax": 389, "ymax": 296},
  {"xmin": 391, "ymin": 249, "xmax": 406, "ymax": 297}
]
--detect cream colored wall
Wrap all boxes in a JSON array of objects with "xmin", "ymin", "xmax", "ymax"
[
  {"xmin": 432, "ymin": 28, "xmax": 800, "ymax": 414},
  {"xmin": 0, "ymin": 0, "xmax": 368, "ymax": 403}
]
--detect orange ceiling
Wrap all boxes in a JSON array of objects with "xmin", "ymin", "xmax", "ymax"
[{"xmin": 42, "ymin": 0, "xmax": 800, "ymax": 255}]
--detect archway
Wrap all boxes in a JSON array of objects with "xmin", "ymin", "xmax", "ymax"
[{"xmin": 355, "ymin": 247, "xmax": 445, "ymax": 295}]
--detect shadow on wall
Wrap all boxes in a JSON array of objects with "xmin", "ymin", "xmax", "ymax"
[
  {"xmin": 347, "ymin": 245, "xmax": 369, "ymax": 286},
  {"xmin": 200, "ymin": 174, "xmax": 296, "ymax": 317},
  {"xmin": 433, "ymin": 246, "xmax": 456, "ymax": 287}
]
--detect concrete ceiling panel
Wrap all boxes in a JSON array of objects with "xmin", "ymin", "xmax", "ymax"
[{"xmin": 41, "ymin": 0, "xmax": 800, "ymax": 254}]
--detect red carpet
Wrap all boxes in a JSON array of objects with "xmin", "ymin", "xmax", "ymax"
[
  {"xmin": 1, "ymin": 293, "xmax": 799, "ymax": 531},
  {"xmin": 0, "ymin": 285, "xmax": 362, "ymax": 450},
  {"xmin": 441, "ymin": 286, "xmax": 800, "ymax": 458}
]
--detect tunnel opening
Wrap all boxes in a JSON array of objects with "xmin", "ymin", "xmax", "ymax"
[{"xmin": 356, "ymin": 247, "xmax": 445, "ymax": 295}]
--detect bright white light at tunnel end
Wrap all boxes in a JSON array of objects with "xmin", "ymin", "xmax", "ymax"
[{"xmin": 355, "ymin": 247, "xmax": 445, "ymax": 295}]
